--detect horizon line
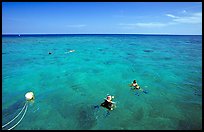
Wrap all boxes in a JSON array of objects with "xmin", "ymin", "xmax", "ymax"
[{"xmin": 2, "ymin": 33, "xmax": 202, "ymax": 36}]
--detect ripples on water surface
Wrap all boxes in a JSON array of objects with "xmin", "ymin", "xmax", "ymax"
[{"xmin": 2, "ymin": 34, "xmax": 202, "ymax": 130}]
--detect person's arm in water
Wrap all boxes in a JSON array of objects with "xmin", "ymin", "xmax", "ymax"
[
  {"xmin": 110, "ymin": 96, "xmax": 116, "ymax": 104},
  {"xmin": 105, "ymin": 96, "xmax": 116, "ymax": 104},
  {"xmin": 109, "ymin": 100, "xmax": 116, "ymax": 104},
  {"xmin": 129, "ymin": 82, "xmax": 134, "ymax": 87}
]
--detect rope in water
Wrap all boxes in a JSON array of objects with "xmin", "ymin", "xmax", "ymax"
[
  {"xmin": 2, "ymin": 102, "xmax": 27, "ymax": 128},
  {"xmin": 8, "ymin": 102, "xmax": 28, "ymax": 130}
]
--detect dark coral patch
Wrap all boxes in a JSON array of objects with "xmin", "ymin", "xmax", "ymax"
[{"xmin": 143, "ymin": 50, "xmax": 153, "ymax": 53}]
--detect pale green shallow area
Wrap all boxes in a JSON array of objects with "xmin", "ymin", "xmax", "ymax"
[{"xmin": 2, "ymin": 35, "xmax": 202, "ymax": 130}]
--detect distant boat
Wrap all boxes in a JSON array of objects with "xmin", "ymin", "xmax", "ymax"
[{"xmin": 19, "ymin": 34, "xmax": 21, "ymax": 37}]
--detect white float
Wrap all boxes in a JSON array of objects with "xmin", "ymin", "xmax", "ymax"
[{"xmin": 25, "ymin": 92, "xmax": 34, "ymax": 101}]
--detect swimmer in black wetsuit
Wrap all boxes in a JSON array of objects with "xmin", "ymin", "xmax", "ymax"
[{"xmin": 100, "ymin": 95, "xmax": 115, "ymax": 110}]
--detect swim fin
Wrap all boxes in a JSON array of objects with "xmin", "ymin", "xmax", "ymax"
[
  {"xmin": 143, "ymin": 90, "xmax": 148, "ymax": 94},
  {"xmin": 104, "ymin": 110, "xmax": 110, "ymax": 117},
  {"xmin": 94, "ymin": 105, "xmax": 100, "ymax": 109},
  {"xmin": 135, "ymin": 92, "xmax": 140, "ymax": 96}
]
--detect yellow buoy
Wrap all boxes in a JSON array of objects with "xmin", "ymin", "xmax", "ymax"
[{"xmin": 25, "ymin": 92, "xmax": 34, "ymax": 101}]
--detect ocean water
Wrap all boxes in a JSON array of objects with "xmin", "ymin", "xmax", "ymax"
[{"xmin": 2, "ymin": 34, "xmax": 202, "ymax": 130}]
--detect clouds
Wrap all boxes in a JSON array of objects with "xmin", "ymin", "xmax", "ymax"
[
  {"xmin": 119, "ymin": 11, "xmax": 202, "ymax": 29},
  {"xmin": 166, "ymin": 12, "xmax": 202, "ymax": 24},
  {"xmin": 119, "ymin": 22, "xmax": 168, "ymax": 28},
  {"xmin": 182, "ymin": 10, "xmax": 187, "ymax": 13},
  {"xmin": 166, "ymin": 14, "xmax": 177, "ymax": 18}
]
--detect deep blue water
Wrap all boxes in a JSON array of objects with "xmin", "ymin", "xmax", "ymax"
[{"xmin": 2, "ymin": 34, "xmax": 202, "ymax": 130}]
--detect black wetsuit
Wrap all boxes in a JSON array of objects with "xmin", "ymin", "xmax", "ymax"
[{"xmin": 100, "ymin": 100, "xmax": 113, "ymax": 110}]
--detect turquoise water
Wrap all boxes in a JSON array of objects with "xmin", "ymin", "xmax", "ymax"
[{"xmin": 2, "ymin": 34, "xmax": 202, "ymax": 130}]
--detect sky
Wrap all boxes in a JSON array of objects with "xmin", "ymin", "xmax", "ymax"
[{"xmin": 2, "ymin": 2, "xmax": 202, "ymax": 35}]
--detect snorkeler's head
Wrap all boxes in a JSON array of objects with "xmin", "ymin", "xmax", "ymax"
[
  {"xmin": 107, "ymin": 95, "xmax": 112, "ymax": 100},
  {"xmin": 133, "ymin": 80, "xmax": 136, "ymax": 83}
]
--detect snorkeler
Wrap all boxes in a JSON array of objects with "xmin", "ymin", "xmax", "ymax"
[
  {"xmin": 129, "ymin": 80, "xmax": 148, "ymax": 94},
  {"xmin": 69, "ymin": 50, "xmax": 75, "ymax": 53},
  {"xmin": 100, "ymin": 95, "xmax": 116, "ymax": 110},
  {"xmin": 65, "ymin": 49, "xmax": 75, "ymax": 54},
  {"xmin": 130, "ymin": 80, "xmax": 140, "ymax": 89}
]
